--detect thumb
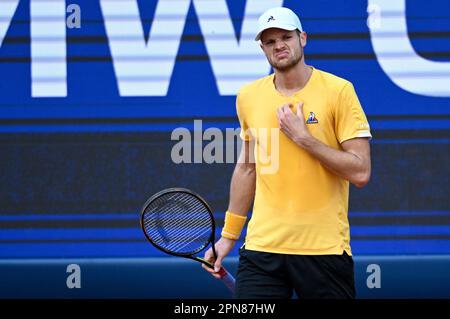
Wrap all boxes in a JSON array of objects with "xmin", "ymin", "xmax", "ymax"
[
  {"xmin": 296, "ymin": 101, "xmax": 304, "ymax": 117},
  {"xmin": 214, "ymin": 256, "xmax": 224, "ymax": 272}
]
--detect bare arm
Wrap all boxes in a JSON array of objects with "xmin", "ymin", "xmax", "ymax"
[
  {"xmin": 203, "ymin": 140, "xmax": 256, "ymax": 276},
  {"xmin": 277, "ymin": 102, "xmax": 371, "ymax": 188},
  {"xmin": 297, "ymin": 136, "xmax": 371, "ymax": 188},
  {"xmin": 228, "ymin": 139, "xmax": 256, "ymax": 216}
]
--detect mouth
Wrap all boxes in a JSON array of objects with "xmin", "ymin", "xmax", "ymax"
[{"xmin": 275, "ymin": 51, "xmax": 289, "ymax": 59}]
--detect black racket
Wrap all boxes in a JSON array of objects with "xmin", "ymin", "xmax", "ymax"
[{"xmin": 140, "ymin": 187, "xmax": 235, "ymax": 294}]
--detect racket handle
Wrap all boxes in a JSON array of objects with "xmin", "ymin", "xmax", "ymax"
[{"xmin": 217, "ymin": 267, "xmax": 236, "ymax": 294}]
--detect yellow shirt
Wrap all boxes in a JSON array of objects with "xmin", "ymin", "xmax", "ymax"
[{"xmin": 236, "ymin": 67, "xmax": 371, "ymax": 255}]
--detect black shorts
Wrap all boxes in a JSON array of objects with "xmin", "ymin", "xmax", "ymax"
[{"xmin": 235, "ymin": 246, "xmax": 355, "ymax": 299}]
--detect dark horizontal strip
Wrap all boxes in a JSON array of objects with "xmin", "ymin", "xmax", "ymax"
[
  {"xmin": 371, "ymin": 130, "xmax": 450, "ymax": 139},
  {"xmin": 1, "ymin": 235, "xmax": 449, "ymax": 244},
  {"xmin": 1, "ymin": 211, "xmax": 449, "ymax": 219},
  {"xmin": 0, "ymin": 201, "xmax": 144, "ymax": 214},
  {"xmin": 0, "ymin": 238, "xmax": 147, "ymax": 244},
  {"xmin": 3, "ymin": 31, "xmax": 450, "ymax": 44},
  {"xmin": 420, "ymin": 52, "xmax": 450, "ymax": 59},
  {"xmin": 1, "ymin": 52, "xmax": 449, "ymax": 63},
  {"xmin": 0, "ymin": 116, "xmax": 238, "ymax": 125},
  {"xmin": 0, "ymin": 220, "xmax": 139, "ymax": 229},
  {"xmin": 0, "ymin": 101, "xmax": 181, "ymax": 108},
  {"xmin": 350, "ymin": 216, "xmax": 450, "ymax": 226},
  {"xmin": 307, "ymin": 52, "xmax": 450, "ymax": 60},
  {"xmin": 0, "ymin": 130, "xmax": 447, "ymax": 146},
  {"xmin": 0, "ymin": 203, "xmax": 143, "ymax": 215},
  {"xmin": 369, "ymin": 114, "xmax": 450, "ymax": 120},
  {"xmin": 2, "ymin": 217, "xmax": 450, "ymax": 228},
  {"xmin": 352, "ymin": 235, "xmax": 450, "ymax": 240},
  {"xmin": 0, "ymin": 114, "xmax": 448, "ymax": 126},
  {"xmin": 7, "ymin": 16, "xmax": 450, "ymax": 25},
  {"xmin": 0, "ymin": 134, "xmax": 174, "ymax": 144},
  {"xmin": 312, "ymin": 31, "xmax": 450, "ymax": 40},
  {"xmin": 3, "ymin": 35, "xmax": 207, "ymax": 44},
  {"xmin": 0, "ymin": 56, "xmax": 207, "ymax": 63}
]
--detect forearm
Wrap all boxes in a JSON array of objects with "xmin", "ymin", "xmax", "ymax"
[
  {"xmin": 296, "ymin": 135, "xmax": 370, "ymax": 188},
  {"xmin": 227, "ymin": 163, "xmax": 256, "ymax": 217},
  {"xmin": 277, "ymin": 102, "xmax": 371, "ymax": 188}
]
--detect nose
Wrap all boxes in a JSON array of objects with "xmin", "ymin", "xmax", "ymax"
[{"xmin": 274, "ymin": 39, "xmax": 286, "ymax": 51}]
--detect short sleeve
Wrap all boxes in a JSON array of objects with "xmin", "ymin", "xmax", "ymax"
[
  {"xmin": 236, "ymin": 91, "xmax": 252, "ymax": 141},
  {"xmin": 335, "ymin": 82, "xmax": 372, "ymax": 143}
]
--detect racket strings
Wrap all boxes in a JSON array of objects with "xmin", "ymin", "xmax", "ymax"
[
  {"xmin": 144, "ymin": 196, "xmax": 211, "ymax": 252},
  {"xmin": 165, "ymin": 227, "xmax": 212, "ymax": 252},
  {"xmin": 148, "ymin": 194, "xmax": 210, "ymax": 242},
  {"xmin": 162, "ymin": 195, "xmax": 212, "ymax": 243},
  {"xmin": 142, "ymin": 192, "xmax": 214, "ymax": 255}
]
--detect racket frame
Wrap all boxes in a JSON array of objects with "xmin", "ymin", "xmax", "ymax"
[{"xmin": 140, "ymin": 187, "xmax": 218, "ymax": 269}]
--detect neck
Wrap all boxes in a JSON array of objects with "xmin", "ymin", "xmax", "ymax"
[{"xmin": 274, "ymin": 60, "xmax": 312, "ymax": 93}]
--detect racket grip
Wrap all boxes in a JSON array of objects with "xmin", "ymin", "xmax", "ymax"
[{"xmin": 217, "ymin": 267, "xmax": 236, "ymax": 294}]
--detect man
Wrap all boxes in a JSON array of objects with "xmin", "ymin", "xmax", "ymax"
[{"xmin": 202, "ymin": 7, "xmax": 371, "ymax": 299}]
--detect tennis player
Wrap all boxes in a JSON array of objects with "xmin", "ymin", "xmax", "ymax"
[{"xmin": 202, "ymin": 7, "xmax": 372, "ymax": 299}]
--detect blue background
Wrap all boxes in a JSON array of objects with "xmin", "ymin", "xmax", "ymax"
[{"xmin": 0, "ymin": 0, "xmax": 449, "ymax": 298}]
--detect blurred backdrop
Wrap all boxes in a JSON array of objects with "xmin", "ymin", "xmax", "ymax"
[{"xmin": 0, "ymin": 0, "xmax": 449, "ymax": 298}]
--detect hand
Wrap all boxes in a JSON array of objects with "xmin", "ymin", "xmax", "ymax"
[
  {"xmin": 202, "ymin": 237, "xmax": 236, "ymax": 279},
  {"xmin": 276, "ymin": 102, "xmax": 312, "ymax": 147}
]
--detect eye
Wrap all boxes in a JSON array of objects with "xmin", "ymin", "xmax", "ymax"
[
  {"xmin": 283, "ymin": 35, "xmax": 292, "ymax": 40},
  {"xmin": 264, "ymin": 40, "xmax": 275, "ymax": 45}
]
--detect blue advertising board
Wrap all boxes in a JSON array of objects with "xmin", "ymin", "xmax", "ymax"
[{"xmin": 0, "ymin": 0, "xmax": 449, "ymax": 298}]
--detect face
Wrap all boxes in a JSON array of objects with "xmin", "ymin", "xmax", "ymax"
[{"xmin": 260, "ymin": 28, "xmax": 307, "ymax": 72}]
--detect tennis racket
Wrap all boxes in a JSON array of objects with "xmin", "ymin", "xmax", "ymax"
[{"xmin": 140, "ymin": 187, "xmax": 236, "ymax": 294}]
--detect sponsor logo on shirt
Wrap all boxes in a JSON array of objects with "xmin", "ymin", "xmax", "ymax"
[{"xmin": 306, "ymin": 112, "xmax": 319, "ymax": 124}]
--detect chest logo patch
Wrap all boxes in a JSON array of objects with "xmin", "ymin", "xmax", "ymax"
[{"xmin": 306, "ymin": 112, "xmax": 319, "ymax": 124}]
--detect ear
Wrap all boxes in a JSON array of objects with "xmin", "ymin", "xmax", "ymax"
[{"xmin": 300, "ymin": 31, "xmax": 307, "ymax": 48}]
